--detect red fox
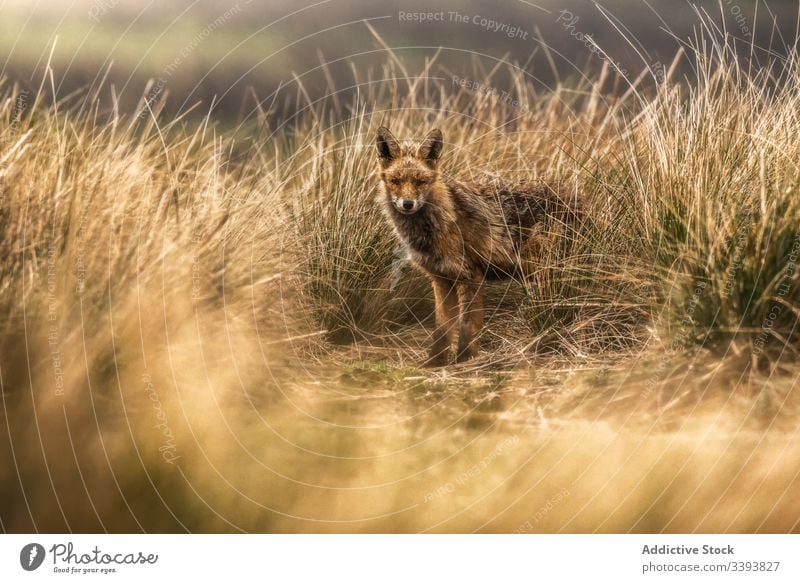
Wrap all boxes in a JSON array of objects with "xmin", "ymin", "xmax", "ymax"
[{"xmin": 376, "ymin": 126, "xmax": 583, "ymax": 366}]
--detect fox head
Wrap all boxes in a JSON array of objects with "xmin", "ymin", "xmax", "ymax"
[{"xmin": 375, "ymin": 126, "xmax": 444, "ymax": 215}]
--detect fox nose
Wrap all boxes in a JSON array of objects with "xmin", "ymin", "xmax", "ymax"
[{"xmin": 402, "ymin": 199, "xmax": 414, "ymax": 211}]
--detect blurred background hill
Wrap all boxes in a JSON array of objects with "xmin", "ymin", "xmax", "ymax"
[{"xmin": 2, "ymin": 0, "xmax": 799, "ymax": 121}]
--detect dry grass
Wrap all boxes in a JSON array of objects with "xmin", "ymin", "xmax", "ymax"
[{"xmin": 1, "ymin": 22, "xmax": 800, "ymax": 532}]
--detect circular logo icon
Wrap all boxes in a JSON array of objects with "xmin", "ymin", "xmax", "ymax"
[{"xmin": 19, "ymin": 543, "xmax": 46, "ymax": 571}]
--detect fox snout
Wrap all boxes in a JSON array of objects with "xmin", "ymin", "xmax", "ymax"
[{"xmin": 393, "ymin": 196, "xmax": 424, "ymax": 214}]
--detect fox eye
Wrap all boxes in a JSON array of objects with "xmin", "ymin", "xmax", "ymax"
[
  {"xmin": 390, "ymin": 177, "xmax": 401, "ymax": 186},
  {"xmin": 414, "ymin": 178, "xmax": 427, "ymax": 187}
]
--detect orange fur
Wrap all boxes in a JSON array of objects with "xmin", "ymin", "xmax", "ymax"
[{"xmin": 376, "ymin": 126, "xmax": 583, "ymax": 365}]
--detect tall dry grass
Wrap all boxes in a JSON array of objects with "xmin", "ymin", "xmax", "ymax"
[{"xmin": 1, "ymin": 21, "xmax": 799, "ymax": 532}]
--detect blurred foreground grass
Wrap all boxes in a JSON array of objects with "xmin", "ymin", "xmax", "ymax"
[{"xmin": 3, "ymin": 349, "xmax": 798, "ymax": 532}]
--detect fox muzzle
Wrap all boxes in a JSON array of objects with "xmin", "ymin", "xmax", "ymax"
[{"xmin": 394, "ymin": 197, "xmax": 424, "ymax": 214}]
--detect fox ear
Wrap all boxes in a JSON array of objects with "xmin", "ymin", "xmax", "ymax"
[
  {"xmin": 376, "ymin": 126, "xmax": 401, "ymax": 165},
  {"xmin": 419, "ymin": 128, "xmax": 443, "ymax": 166}
]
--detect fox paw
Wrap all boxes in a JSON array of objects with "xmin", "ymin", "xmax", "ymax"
[{"xmin": 456, "ymin": 347, "xmax": 478, "ymax": 363}]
